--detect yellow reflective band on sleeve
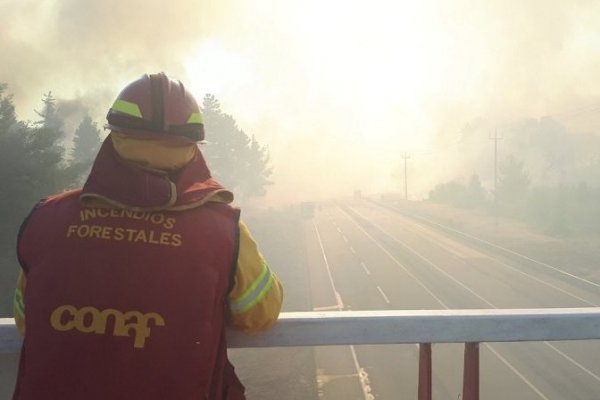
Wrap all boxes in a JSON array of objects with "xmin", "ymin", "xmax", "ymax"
[
  {"xmin": 187, "ymin": 112, "xmax": 203, "ymax": 124},
  {"xmin": 111, "ymin": 99, "xmax": 143, "ymax": 118},
  {"xmin": 13, "ymin": 288, "xmax": 25, "ymax": 318},
  {"xmin": 230, "ymin": 263, "xmax": 275, "ymax": 314}
]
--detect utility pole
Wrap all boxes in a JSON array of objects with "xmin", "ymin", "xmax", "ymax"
[
  {"xmin": 489, "ymin": 129, "xmax": 503, "ymax": 199},
  {"xmin": 402, "ymin": 153, "xmax": 411, "ymax": 201},
  {"xmin": 489, "ymin": 130, "xmax": 502, "ymax": 228}
]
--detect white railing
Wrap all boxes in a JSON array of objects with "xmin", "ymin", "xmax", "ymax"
[{"xmin": 3, "ymin": 308, "xmax": 600, "ymax": 400}]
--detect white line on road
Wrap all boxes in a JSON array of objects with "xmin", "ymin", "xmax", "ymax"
[
  {"xmin": 335, "ymin": 292, "xmax": 344, "ymax": 310},
  {"xmin": 386, "ymin": 208, "xmax": 598, "ymax": 307},
  {"xmin": 343, "ymin": 206, "xmax": 552, "ymax": 399},
  {"xmin": 313, "ymin": 220, "xmax": 375, "ymax": 400},
  {"xmin": 544, "ymin": 342, "xmax": 600, "ymax": 382},
  {"xmin": 350, "ymin": 345, "xmax": 375, "ymax": 400},
  {"xmin": 365, "ymin": 220, "xmax": 497, "ymax": 308},
  {"xmin": 484, "ymin": 344, "xmax": 551, "ymax": 400},
  {"xmin": 402, "ymin": 207, "xmax": 600, "ymax": 290},
  {"xmin": 313, "ymin": 305, "xmax": 340, "ymax": 311},
  {"xmin": 487, "ymin": 256, "xmax": 598, "ymax": 306},
  {"xmin": 350, "ymin": 246, "xmax": 356, "ymax": 254},
  {"xmin": 313, "ymin": 221, "xmax": 344, "ymax": 311},
  {"xmin": 376, "ymin": 286, "xmax": 391, "ymax": 304},
  {"xmin": 337, "ymin": 227, "xmax": 342, "ymax": 233},
  {"xmin": 361, "ymin": 262, "xmax": 371, "ymax": 275},
  {"xmin": 344, "ymin": 211, "xmax": 448, "ymax": 308},
  {"xmin": 342, "ymin": 235, "xmax": 349, "ymax": 242},
  {"xmin": 347, "ymin": 205, "xmax": 600, "ymax": 389}
]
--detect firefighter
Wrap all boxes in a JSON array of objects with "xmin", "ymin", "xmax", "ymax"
[{"xmin": 12, "ymin": 73, "xmax": 283, "ymax": 400}]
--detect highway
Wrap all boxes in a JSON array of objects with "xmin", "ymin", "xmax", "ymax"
[
  {"xmin": 2, "ymin": 199, "xmax": 598, "ymax": 400},
  {"xmin": 304, "ymin": 199, "xmax": 600, "ymax": 400}
]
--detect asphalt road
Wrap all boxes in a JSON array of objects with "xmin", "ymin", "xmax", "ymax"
[{"xmin": 305, "ymin": 199, "xmax": 600, "ymax": 400}]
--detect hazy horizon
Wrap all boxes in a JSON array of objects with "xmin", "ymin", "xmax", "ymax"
[{"xmin": 3, "ymin": 0, "xmax": 600, "ymax": 205}]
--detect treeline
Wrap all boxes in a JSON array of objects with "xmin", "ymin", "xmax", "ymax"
[
  {"xmin": 0, "ymin": 84, "xmax": 271, "ymax": 315},
  {"xmin": 429, "ymin": 154, "xmax": 600, "ymax": 236},
  {"xmin": 0, "ymin": 85, "xmax": 100, "ymax": 315}
]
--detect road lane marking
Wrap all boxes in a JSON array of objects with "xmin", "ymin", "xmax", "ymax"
[
  {"xmin": 488, "ymin": 258, "xmax": 598, "ymax": 306},
  {"xmin": 335, "ymin": 292, "xmax": 344, "ymax": 309},
  {"xmin": 398, "ymin": 206, "xmax": 600, "ymax": 290},
  {"xmin": 485, "ymin": 344, "xmax": 551, "ymax": 400},
  {"xmin": 342, "ymin": 211, "xmax": 448, "ymax": 308},
  {"xmin": 313, "ymin": 221, "xmax": 344, "ymax": 311},
  {"xmin": 382, "ymin": 208, "xmax": 598, "ymax": 307},
  {"xmin": 544, "ymin": 342, "xmax": 600, "ymax": 382},
  {"xmin": 350, "ymin": 246, "xmax": 356, "ymax": 254},
  {"xmin": 343, "ymin": 235, "xmax": 349, "ymax": 242},
  {"xmin": 361, "ymin": 219, "xmax": 497, "ymax": 308},
  {"xmin": 350, "ymin": 345, "xmax": 375, "ymax": 400},
  {"xmin": 342, "ymin": 206, "xmax": 553, "ymax": 398},
  {"xmin": 346, "ymin": 205, "xmax": 600, "ymax": 389},
  {"xmin": 313, "ymin": 220, "xmax": 375, "ymax": 400},
  {"xmin": 337, "ymin": 227, "xmax": 342, "ymax": 233},
  {"xmin": 361, "ymin": 262, "xmax": 371, "ymax": 275},
  {"xmin": 313, "ymin": 305, "xmax": 340, "ymax": 311},
  {"xmin": 376, "ymin": 286, "xmax": 391, "ymax": 304}
]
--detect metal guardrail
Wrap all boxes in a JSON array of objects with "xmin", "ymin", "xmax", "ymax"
[
  {"xmin": 3, "ymin": 308, "xmax": 600, "ymax": 400},
  {"xmin": 226, "ymin": 308, "xmax": 600, "ymax": 347},
  {"xmin": 5, "ymin": 308, "xmax": 600, "ymax": 352}
]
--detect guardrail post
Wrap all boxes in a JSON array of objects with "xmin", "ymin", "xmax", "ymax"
[
  {"xmin": 418, "ymin": 343, "xmax": 432, "ymax": 400},
  {"xmin": 462, "ymin": 342, "xmax": 479, "ymax": 400}
]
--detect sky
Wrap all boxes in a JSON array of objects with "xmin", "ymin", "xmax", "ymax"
[{"xmin": 2, "ymin": 0, "xmax": 600, "ymax": 205}]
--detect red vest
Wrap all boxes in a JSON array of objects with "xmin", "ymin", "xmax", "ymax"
[{"xmin": 14, "ymin": 147, "xmax": 246, "ymax": 399}]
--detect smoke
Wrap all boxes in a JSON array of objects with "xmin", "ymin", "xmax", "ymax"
[
  {"xmin": 2, "ymin": 0, "xmax": 600, "ymax": 204},
  {"xmin": 0, "ymin": 0, "xmax": 224, "ymax": 118}
]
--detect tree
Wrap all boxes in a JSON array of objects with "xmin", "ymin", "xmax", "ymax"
[
  {"xmin": 69, "ymin": 115, "xmax": 103, "ymax": 183},
  {"xmin": 429, "ymin": 181, "xmax": 467, "ymax": 207},
  {"xmin": 235, "ymin": 134, "xmax": 272, "ymax": 197},
  {"xmin": 466, "ymin": 173, "xmax": 486, "ymax": 208},
  {"xmin": 0, "ymin": 88, "xmax": 78, "ymax": 315},
  {"xmin": 0, "ymin": 83, "xmax": 17, "ymax": 132},
  {"xmin": 30, "ymin": 92, "xmax": 81, "ymax": 194},
  {"xmin": 72, "ymin": 115, "xmax": 102, "ymax": 164},
  {"xmin": 201, "ymin": 94, "xmax": 272, "ymax": 199},
  {"xmin": 496, "ymin": 155, "xmax": 530, "ymax": 215},
  {"xmin": 428, "ymin": 173, "xmax": 487, "ymax": 209}
]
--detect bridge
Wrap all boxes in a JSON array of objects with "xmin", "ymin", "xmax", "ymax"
[{"xmin": 3, "ymin": 308, "xmax": 600, "ymax": 399}]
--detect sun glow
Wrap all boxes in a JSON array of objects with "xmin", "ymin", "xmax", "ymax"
[
  {"xmin": 179, "ymin": 1, "xmax": 500, "ymax": 202},
  {"xmin": 184, "ymin": 2, "xmax": 473, "ymax": 148},
  {"xmin": 184, "ymin": 40, "xmax": 254, "ymax": 104}
]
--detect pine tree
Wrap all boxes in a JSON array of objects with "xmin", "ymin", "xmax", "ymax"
[
  {"xmin": 0, "ymin": 83, "xmax": 17, "ymax": 133},
  {"xmin": 201, "ymin": 94, "xmax": 272, "ymax": 199},
  {"xmin": 72, "ymin": 115, "xmax": 102, "ymax": 164},
  {"xmin": 241, "ymin": 135, "xmax": 272, "ymax": 197},
  {"xmin": 30, "ymin": 92, "xmax": 71, "ymax": 193},
  {"xmin": 0, "ymin": 89, "xmax": 67, "ymax": 314}
]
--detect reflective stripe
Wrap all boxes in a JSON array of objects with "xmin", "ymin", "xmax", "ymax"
[
  {"xmin": 187, "ymin": 112, "xmax": 203, "ymax": 124},
  {"xmin": 111, "ymin": 99, "xmax": 143, "ymax": 118},
  {"xmin": 13, "ymin": 288, "xmax": 25, "ymax": 318},
  {"xmin": 230, "ymin": 263, "xmax": 275, "ymax": 314}
]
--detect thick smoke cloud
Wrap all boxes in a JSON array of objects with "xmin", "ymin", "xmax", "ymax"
[
  {"xmin": 0, "ymin": 0, "xmax": 226, "ymax": 118},
  {"xmin": 2, "ymin": 0, "xmax": 600, "ymax": 204}
]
